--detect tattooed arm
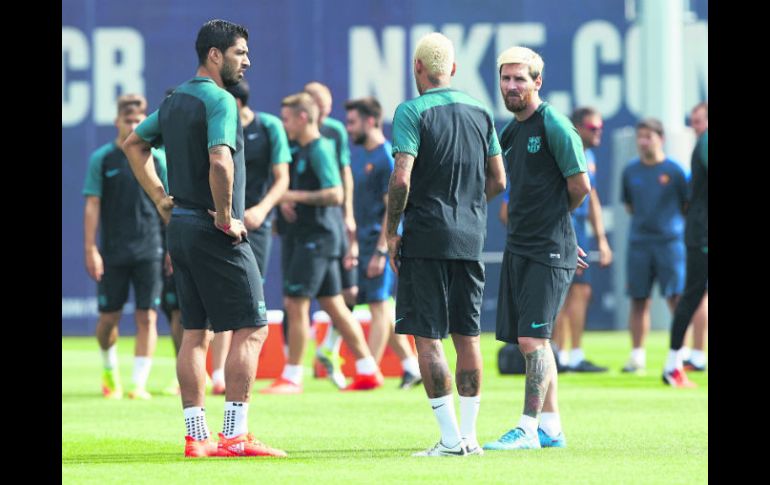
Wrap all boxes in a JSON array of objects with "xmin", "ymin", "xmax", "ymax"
[{"xmin": 385, "ymin": 152, "xmax": 415, "ymax": 275}]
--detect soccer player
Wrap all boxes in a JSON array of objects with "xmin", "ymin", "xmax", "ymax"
[
  {"xmin": 123, "ymin": 19, "xmax": 286, "ymax": 458},
  {"xmin": 620, "ymin": 118, "xmax": 688, "ymax": 375},
  {"xmin": 483, "ymin": 46, "xmax": 590, "ymax": 451},
  {"xmin": 662, "ymin": 104, "xmax": 708, "ymax": 388},
  {"xmin": 260, "ymin": 92, "xmax": 382, "ymax": 394},
  {"xmin": 552, "ymin": 107, "xmax": 613, "ymax": 373},
  {"xmin": 344, "ymin": 96, "xmax": 422, "ymax": 389},
  {"xmin": 387, "ymin": 32, "xmax": 506, "ymax": 456},
  {"xmin": 83, "ymin": 93, "xmax": 166, "ymax": 401},
  {"xmin": 206, "ymin": 79, "xmax": 291, "ymax": 395},
  {"xmin": 303, "ymin": 81, "xmax": 358, "ymax": 387}
]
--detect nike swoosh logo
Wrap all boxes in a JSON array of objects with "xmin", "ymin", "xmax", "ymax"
[
  {"xmin": 442, "ymin": 449, "xmax": 466, "ymax": 456},
  {"xmin": 431, "ymin": 403, "xmax": 445, "ymax": 410},
  {"xmin": 504, "ymin": 147, "xmax": 512, "ymax": 156},
  {"xmin": 105, "ymin": 169, "xmax": 120, "ymax": 177},
  {"xmin": 394, "ymin": 317, "xmax": 405, "ymax": 324},
  {"xmin": 287, "ymin": 284, "xmax": 303, "ymax": 291},
  {"xmin": 247, "ymin": 133, "xmax": 258, "ymax": 140},
  {"xmin": 531, "ymin": 322, "xmax": 550, "ymax": 329}
]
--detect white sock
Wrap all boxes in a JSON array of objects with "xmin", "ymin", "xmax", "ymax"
[
  {"xmin": 212, "ymin": 369, "xmax": 225, "ymax": 385},
  {"xmin": 664, "ymin": 349, "xmax": 682, "ymax": 372},
  {"xmin": 428, "ymin": 394, "xmax": 462, "ymax": 446},
  {"xmin": 631, "ymin": 348, "xmax": 646, "ymax": 366},
  {"xmin": 539, "ymin": 412, "xmax": 562, "ymax": 436},
  {"xmin": 281, "ymin": 364, "xmax": 303, "ymax": 385},
  {"xmin": 568, "ymin": 348, "xmax": 585, "ymax": 367},
  {"xmin": 132, "ymin": 357, "xmax": 152, "ymax": 389},
  {"xmin": 101, "ymin": 345, "xmax": 118, "ymax": 370},
  {"xmin": 517, "ymin": 414, "xmax": 538, "ymax": 436},
  {"xmin": 558, "ymin": 350, "xmax": 570, "ymax": 367},
  {"xmin": 401, "ymin": 357, "xmax": 420, "ymax": 376},
  {"xmin": 355, "ymin": 356, "xmax": 378, "ymax": 375},
  {"xmin": 459, "ymin": 395, "xmax": 480, "ymax": 444},
  {"xmin": 322, "ymin": 325, "xmax": 342, "ymax": 352},
  {"xmin": 680, "ymin": 346, "xmax": 692, "ymax": 361},
  {"xmin": 223, "ymin": 401, "xmax": 249, "ymax": 438},
  {"xmin": 183, "ymin": 406, "xmax": 210, "ymax": 441},
  {"xmin": 690, "ymin": 350, "xmax": 706, "ymax": 367}
]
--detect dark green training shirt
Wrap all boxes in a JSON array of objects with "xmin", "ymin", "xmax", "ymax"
[
  {"xmin": 500, "ymin": 102, "xmax": 587, "ymax": 269},
  {"xmin": 391, "ymin": 87, "xmax": 501, "ymax": 260},
  {"xmin": 82, "ymin": 142, "xmax": 167, "ymax": 265},
  {"xmin": 288, "ymin": 137, "xmax": 343, "ymax": 257},
  {"xmin": 244, "ymin": 112, "xmax": 292, "ymax": 209},
  {"xmin": 134, "ymin": 77, "xmax": 246, "ymax": 219},
  {"xmin": 685, "ymin": 129, "xmax": 708, "ymax": 248}
]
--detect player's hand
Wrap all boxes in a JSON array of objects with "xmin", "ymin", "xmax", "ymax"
[
  {"xmin": 367, "ymin": 251, "xmax": 386, "ymax": 279},
  {"xmin": 598, "ymin": 238, "xmax": 613, "ymax": 268},
  {"xmin": 85, "ymin": 246, "xmax": 104, "ymax": 282},
  {"xmin": 280, "ymin": 202, "xmax": 297, "ymax": 223},
  {"xmin": 343, "ymin": 240, "xmax": 359, "ymax": 270},
  {"xmin": 208, "ymin": 210, "xmax": 248, "ymax": 245},
  {"xmin": 155, "ymin": 195, "xmax": 175, "ymax": 225},
  {"xmin": 577, "ymin": 245, "xmax": 590, "ymax": 270},
  {"xmin": 387, "ymin": 235, "xmax": 402, "ymax": 276},
  {"xmin": 244, "ymin": 205, "xmax": 267, "ymax": 231},
  {"xmin": 164, "ymin": 252, "xmax": 174, "ymax": 277}
]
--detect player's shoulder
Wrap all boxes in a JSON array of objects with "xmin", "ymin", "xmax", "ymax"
[{"xmin": 90, "ymin": 142, "xmax": 118, "ymax": 163}]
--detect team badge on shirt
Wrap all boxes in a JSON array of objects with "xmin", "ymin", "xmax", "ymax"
[
  {"xmin": 365, "ymin": 163, "xmax": 374, "ymax": 174},
  {"xmin": 527, "ymin": 136, "xmax": 541, "ymax": 153},
  {"xmin": 658, "ymin": 173, "xmax": 670, "ymax": 185},
  {"xmin": 296, "ymin": 158, "xmax": 307, "ymax": 174}
]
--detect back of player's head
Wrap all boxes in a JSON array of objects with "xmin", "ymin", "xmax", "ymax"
[
  {"xmin": 282, "ymin": 92, "xmax": 319, "ymax": 124},
  {"xmin": 304, "ymin": 82, "xmax": 332, "ymax": 112},
  {"xmin": 227, "ymin": 79, "xmax": 250, "ymax": 106},
  {"xmin": 497, "ymin": 46, "xmax": 544, "ymax": 80},
  {"xmin": 413, "ymin": 33, "xmax": 455, "ymax": 76},
  {"xmin": 116, "ymin": 93, "xmax": 147, "ymax": 116},
  {"xmin": 195, "ymin": 19, "xmax": 249, "ymax": 66},
  {"xmin": 636, "ymin": 117, "xmax": 665, "ymax": 138},
  {"xmin": 344, "ymin": 97, "xmax": 383, "ymax": 127},
  {"xmin": 571, "ymin": 106, "xmax": 600, "ymax": 127}
]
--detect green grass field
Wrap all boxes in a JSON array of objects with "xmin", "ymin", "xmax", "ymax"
[{"xmin": 62, "ymin": 331, "xmax": 707, "ymax": 484}]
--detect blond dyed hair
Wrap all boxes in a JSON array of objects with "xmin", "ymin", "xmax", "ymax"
[
  {"xmin": 413, "ymin": 32, "xmax": 455, "ymax": 76},
  {"xmin": 497, "ymin": 46, "xmax": 544, "ymax": 80},
  {"xmin": 282, "ymin": 92, "xmax": 319, "ymax": 124}
]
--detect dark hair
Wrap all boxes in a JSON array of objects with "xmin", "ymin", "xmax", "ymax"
[
  {"xmin": 344, "ymin": 97, "xmax": 383, "ymax": 127},
  {"xmin": 636, "ymin": 117, "xmax": 664, "ymax": 138},
  {"xmin": 571, "ymin": 106, "xmax": 599, "ymax": 127},
  {"xmin": 226, "ymin": 79, "xmax": 250, "ymax": 106},
  {"xmin": 195, "ymin": 19, "xmax": 249, "ymax": 65}
]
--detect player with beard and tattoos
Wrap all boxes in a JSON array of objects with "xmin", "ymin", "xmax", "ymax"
[{"xmin": 483, "ymin": 46, "xmax": 590, "ymax": 451}]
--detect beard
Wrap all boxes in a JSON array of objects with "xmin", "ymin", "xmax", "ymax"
[
  {"xmin": 221, "ymin": 63, "xmax": 242, "ymax": 87},
  {"xmin": 352, "ymin": 131, "xmax": 367, "ymax": 146},
  {"xmin": 503, "ymin": 89, "xmax": 531, "ymax": 113}
]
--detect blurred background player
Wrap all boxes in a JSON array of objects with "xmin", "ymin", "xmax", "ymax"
[
  {"xmin": 552, "ymin": 107, "xmax": 613, "ymax": 373},
  {"xmin": 620, "ymin": 118, "xmax": 688, "ymax": 374},
  {"xmin": 344, "ymin": 96, "xmax": 422, "ymax": 389},
  {"xmin": 662, "ymin": 103, "xmax": 708, "ymax": 387},
  {"xmin": 261, "ymin": 92, "xmax": 382, "ymax": 394},
  {"xmin": 389, "ymin": 33, "xmax": 506, "ymax": 456},
  {"xmin": 83, "ymin": 94, "xmax": 166, "ymax": 400},
  {"xmin": 206, "ymin": 79, "xmax": 292, "ymax": 395},
  {"xmin": 679, "ymin": 102, "xmax": 708, "ymax": 372},
  {"xmin": 303, "ymin": 81, "xmax": 359, "ymax": 385}
]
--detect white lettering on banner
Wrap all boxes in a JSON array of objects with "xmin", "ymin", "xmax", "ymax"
[
  {"xmin": 62, "ymin": 27, "xmax": 90, "ymax": 126},
  {"xmin": 61, "ymin": 27, "xmax": 145, "ymax": 127},
  {"xmin": 574, "ymin": 20, "xmax": 623, "ymax": 118},
  {"xmin": 94, "ymin": 28, "xmax": 145, "ymax": 124},
  {"xmin": 349, "ymin": 21, "xmax": 707, "ymax": 123},
  {"xmin": 349, "ymin": 26, "xmax": 405, "ymax": 124}
]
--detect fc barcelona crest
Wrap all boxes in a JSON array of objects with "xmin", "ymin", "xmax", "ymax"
[
  {"xmin": 296, "ymin": 158, "xmax": 307, "ymax": 174},
  {"xmin": 527, "ymin": 136, "xmax": 541, "ymax": 153}
]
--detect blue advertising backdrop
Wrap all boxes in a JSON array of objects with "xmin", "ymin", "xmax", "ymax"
[{"xmin": 62, "ymin": 0, "xmax": 708, "ymax": 335}]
